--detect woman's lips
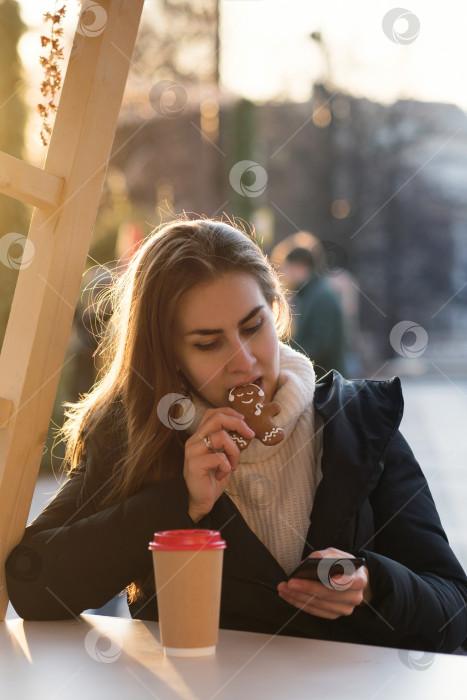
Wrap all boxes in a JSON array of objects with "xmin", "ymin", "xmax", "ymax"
[
  {"xmin": 229, "ymin": 376, "xmax": 263, "ymax": 392},
  {"xmin": 227, "ymin": 377, "xmax": 264, "ymax": 396}
]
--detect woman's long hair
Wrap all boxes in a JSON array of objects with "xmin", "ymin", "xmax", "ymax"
[{"xmin": 61, "ymin": 218, "xmax": 290, "ymax": 506}]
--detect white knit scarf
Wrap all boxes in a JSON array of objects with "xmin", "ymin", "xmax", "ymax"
[{"xmin": 186, "ymin": 342, "xmax": 323, "ymax": 573}]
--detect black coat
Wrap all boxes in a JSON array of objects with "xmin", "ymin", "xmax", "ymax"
[{"xmin": 6, "ymin": 372, "xmax": 467, "ymax": 653}]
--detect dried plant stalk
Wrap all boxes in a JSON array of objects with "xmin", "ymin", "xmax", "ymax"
[{"xmin": 37, "ymin": 4, "xmax": 67, "ymax": 146}]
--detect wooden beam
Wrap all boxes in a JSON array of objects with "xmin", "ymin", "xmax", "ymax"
[
  {"xmin": 0, "ymin": 0, "xmax": 146, "ymax": 619},
  {"xmin": 0, "ymin": 152, "xmax": 64, "ymax": 209},
  {"xmin": 0, "ymin": 399, "xmax": 13, "ymax": 430}
]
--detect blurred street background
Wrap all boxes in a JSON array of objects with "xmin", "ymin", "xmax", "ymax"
[{"xmin": 2, "ymin": 0, "xmax": 467, "ymax": 616}]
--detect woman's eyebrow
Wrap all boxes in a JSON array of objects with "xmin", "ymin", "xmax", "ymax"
[{"xmin": 184, "ymin": 305, "xmax": 264, "ymax": 336}]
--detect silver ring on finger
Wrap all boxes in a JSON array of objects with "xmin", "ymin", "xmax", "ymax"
[{"xmin": 203, "ymin": 434, "xmax": 225, "ymax": 454}]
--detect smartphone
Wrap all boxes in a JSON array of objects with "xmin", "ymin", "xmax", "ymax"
[{"xmin": 288, "ymin": 557, "xmax": 365, "ymax": 582}]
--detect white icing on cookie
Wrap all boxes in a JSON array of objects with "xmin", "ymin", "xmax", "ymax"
[
  {"xmin": 231, "ymin": 434, "xmax": 249, "ymax": 448},
  {"xmin": 263, "ymin": 427, "xmax": 284, "ymax": 443}
]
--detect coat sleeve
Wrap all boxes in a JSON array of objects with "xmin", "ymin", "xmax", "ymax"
[
  {"xmin": 5, "ymin": 436, "xmax": 194, "ymax": 620},
  {"xmin": 343, "ymin": 430, "xmax": 467, "ymax": 653}
]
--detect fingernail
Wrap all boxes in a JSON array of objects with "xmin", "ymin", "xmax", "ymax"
[{"xmin": 288, "ymin": 581, "xmax": 301, "ymax": 590}]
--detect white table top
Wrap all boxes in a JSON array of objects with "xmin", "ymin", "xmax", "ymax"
[{"xmin": 1, "ymin": 614, "xmax": 465, "ymax": 699}]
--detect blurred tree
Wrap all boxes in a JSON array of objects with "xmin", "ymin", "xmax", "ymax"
[
  {"xmin": 0, "ymin": 0, "xmax": 29, "ymax": 352},
  {"xmin": 226, "ymin": 99, "xmax": 258, "ymax": 223},
  {"xmin": 131, "ymin": 0, "xmax": 219, "ymax": 84}
]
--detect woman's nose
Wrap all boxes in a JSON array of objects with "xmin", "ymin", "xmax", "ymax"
[{"xmin": 226, "ymin": 339, "xmax": 255, "ymax": 373}]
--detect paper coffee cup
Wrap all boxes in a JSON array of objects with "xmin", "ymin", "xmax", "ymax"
[{"xmin": 149, "ymin": 529, "xmax": 226, "ymax": 657}]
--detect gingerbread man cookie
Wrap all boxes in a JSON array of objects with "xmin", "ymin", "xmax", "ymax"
[{"xmin": 228, "ymin": 383, "xmax": 284, "ymax": 450}]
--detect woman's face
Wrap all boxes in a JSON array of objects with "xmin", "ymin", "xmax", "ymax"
[{"xmin": 172, "ymin": 273, "xmax": 280, "ymax": 408}]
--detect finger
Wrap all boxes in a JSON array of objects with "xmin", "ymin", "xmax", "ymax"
[
  {"xmin": 312, "ymin": 547, "xmax": 350, "ymax": 558},
  {"xmin": 189, "ymin": 452, "xmax": 233, "ymax": 478},
  {"xmin": 285, "ymin": 579, "xmax": 322, "ymax": 596},
  {"xmin": 278, "ymin": 587, "xmax": 320, "ymax": 609},
  {"xmin": 196, "ymin": 412, "xmax": 255, "ymax": 441},
  {"xmin": 330, "ymin": 567, "xmax": 366, "ymax": 591},
  {"xmin": 308, "ymin": 551, "xmax": 324, "ymax": 559},
  {"xmin": 311, "ymin": 548, "xmax": 365, "ymax": 580},
  {"xmin": 329, "ymin": 573, "xmax": 360, "ymax": 591},
  {"xmin": 206, "ymin": 429, "xmax": 241, "ymax": 470},
  {"xmin": 306, "ymin": 551, "xmax": 364, "ymax": 590},
  {"xmin": 200, "ymin": 406, "xmax": 246, "ymax": 420},
  {"xmin": 280, "ymin": 581, "xmax": 332, "ymax": 608},
  {"xmin": 278, "ymin": 589, "xmax": 355, "ymax": 618},
  {"xmin": 284, "ymin": 584, "xmax": 362, "ymax": 608},
  {"xmin": 278, "ymin": 589, "xmax": 346, "ymax": 617},
  {"xmin": 187, "ymin": 428, "xmax": 241, "ymax": 470},
  {"xmin": 283, "ymin": 581, "xmax": 325, "ymax": 605},
  {"xmin": 286, "ymin": 577, "xmax": 362, "ymax": 602},
  {"xmin": 196, "ymin": 407, "xmax": 245, "ymax": 433}
]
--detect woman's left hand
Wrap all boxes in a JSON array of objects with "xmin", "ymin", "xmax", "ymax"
[{"xmin": 277, "ymin": 547, "xmax": 373, "ymax": 620}]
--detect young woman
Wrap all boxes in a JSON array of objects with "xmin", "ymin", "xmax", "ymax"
[{"xmin": 6, "ymin": 219, "xmax": 467, "ymax": 653}]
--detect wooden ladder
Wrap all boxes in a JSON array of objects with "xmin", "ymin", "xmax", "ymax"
[{"xmin": 0, "ymin": 0, "xmax": 145, "ymax": 619}]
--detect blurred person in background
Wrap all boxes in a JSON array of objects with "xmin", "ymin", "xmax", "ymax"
[{"xmin": 283, "ymin": 246, "xmax": 347, "ymax": 378}]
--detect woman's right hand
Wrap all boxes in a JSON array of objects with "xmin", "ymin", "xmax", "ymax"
[{"xmin": 184, "ymin": 407, "xmax": 255, "ymax": 522}]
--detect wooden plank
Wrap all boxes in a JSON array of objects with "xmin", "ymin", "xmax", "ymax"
[
  {"xmin": 0, "ymin": 0, "xmax": 145, "ymax": 619},
  {"xmin": 0, "ymin": 152, "xmax": 64, "ymax": 209},
  {"xmin": 0, "ymin": 399, "xmax": 13, "ymax": 429}
]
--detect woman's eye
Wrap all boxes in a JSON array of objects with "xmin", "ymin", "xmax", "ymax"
[
  {"xmin": 244, "ymin": 319, "xmax": 263, "ymax": 335},
  {"xmin": 193, "ymin": 319, "xmax": 263, "ymax": 350},
  {"xmin": 195, "ymin": 341, "xmax": 219, "ymax": 351}
]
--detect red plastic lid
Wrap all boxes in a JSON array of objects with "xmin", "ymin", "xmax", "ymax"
[{"xmin": 148, "ymin": 529, "xmax": 226, "ymax": 551}]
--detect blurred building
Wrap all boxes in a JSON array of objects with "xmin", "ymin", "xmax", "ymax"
[{"xmin": 109, "ymin": 83, "xmax": 467, "ymax": 373}]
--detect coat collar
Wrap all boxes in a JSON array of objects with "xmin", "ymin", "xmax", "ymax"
[{"xmin": 302, "ymin": 371, "xmax": 404, "ymax": 554}]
